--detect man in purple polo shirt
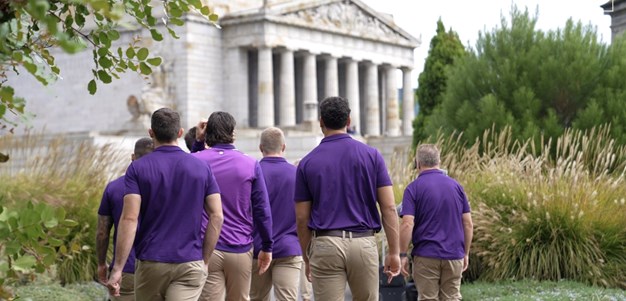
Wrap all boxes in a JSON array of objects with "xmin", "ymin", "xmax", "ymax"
[
  {"xmin": 399, "ymin": 144, "xmax": 474, "ymax": 301},
  {"xmin": 250, "ymin": 127, "xmax": 302, "ymax": 301},
  {"xmin": 193, "ymin": 111, "xmax": 273, "ymax": 301},
  {"xmin": 295, "ymin": 96, "xmax": 401, "ymax": 301},
  {"xmin": 97, "ymin": 137, "xmax": 154, "ymax": 301},
  {"xmin": 106, "ymin": 108, "xmax": 224, "ymax": 301}
]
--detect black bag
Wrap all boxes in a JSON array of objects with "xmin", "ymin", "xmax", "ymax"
[{"xmin": 378, "ymin": 266, "xmax": 406, "ymax": 301}]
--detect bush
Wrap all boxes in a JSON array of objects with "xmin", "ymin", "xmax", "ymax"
[
  {"xmin": 0, "ymin": 132, "xmax": 126, "ymax": 285},
  {"xmin": 401, "ymin": 126, "xmax": 626, "ymax": 288}
]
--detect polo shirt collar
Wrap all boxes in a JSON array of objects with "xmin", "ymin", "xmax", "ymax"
[
  {"xmin": 261, "ymin": 157, "xmax": 287, "ymax": 163},
  {"xmin": 320, "ymin": 133, "xmax": 351, "ymax": 143},
  {"xmin": 155, "ymin": 145, "xmax": 182, "ymax": 152},
  {"xmin": 211, "ymin": 143, "xmax": 236, "ymax": 150},
  {"xmin": 419, "ymin": 169, "xmax": 444, "ymax": 176}
]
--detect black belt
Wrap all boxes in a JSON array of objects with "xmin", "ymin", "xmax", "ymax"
[{"xmin": 313, "ymin": 229, "xmax": 375, "ymax": 238}]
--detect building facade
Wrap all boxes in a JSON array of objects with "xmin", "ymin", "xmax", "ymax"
[{"xmin": 603, "ymin": 0, "xmax": 626, "ymax": 40}]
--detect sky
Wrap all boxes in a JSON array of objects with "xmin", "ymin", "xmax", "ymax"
[{"xmin": 361, "ymin": 0, "xmax": 613, "ymax": 87}]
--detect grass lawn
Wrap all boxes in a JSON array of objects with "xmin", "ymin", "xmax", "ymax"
[
  {"xmin": 462, "ymin": 280, "xmax": 626, "ymax": 301},
  {"xmin": 8, "ymin": 279, "xmax": 626, "ymax": 300}
]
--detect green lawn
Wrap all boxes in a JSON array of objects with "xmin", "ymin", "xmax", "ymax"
[
  {"xmin": 9, "ymin": 279, "xmax": 626, "ymax": 300},
  {"xmin": 461, "ymin": 280, "xmax": 626, "ymax": 301}
]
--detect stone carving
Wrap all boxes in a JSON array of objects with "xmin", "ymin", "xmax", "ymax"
[{"xmin": 280, "ymin": 1, "xmax": 405, "ymax": 42}]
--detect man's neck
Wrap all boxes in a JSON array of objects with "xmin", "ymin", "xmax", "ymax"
[
  {"xmin": 263, "ymin": 153, "xmax": 283, "ymax": 158},
  {"xmin": 322, "ymin": 128, "xmax": 347, "ymax": 137},
  {"xmin": 419, "ymin": 166, "xmax": 440, "ymax": 173},
  {"xmin": 154, "ymin": 140, "xmax": 178, "ymax": 148}
]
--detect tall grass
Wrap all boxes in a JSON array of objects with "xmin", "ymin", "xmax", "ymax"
[
  {"xmin": 0, "ymin": 132, "xmax": 127, "ymax": 284},
  {"xmin": 393, "ymin": 125, "xmax": 626, "ymax": 288}
]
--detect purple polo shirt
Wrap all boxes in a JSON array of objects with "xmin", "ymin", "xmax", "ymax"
[
  {"xmin": 400, "ymin": 169, "xmax": 471, "ymax": 260},
  {"xmin": 98, "ymin": 176, "xmax": 135, "ymax": 273},
  {"xmin": 294, "ymin": 133, "xmax": 392, "ymax": 232},
  {"xmin": 192, "ymin": 144, "xmax": 273, "ymax": 253},
  {"xmin": 124, "ymin": 145, "xmax": 220, "ymax": 263},
  {"xmin": 254, "ymin": 157, "xmax": 301, "ymax": 259}
]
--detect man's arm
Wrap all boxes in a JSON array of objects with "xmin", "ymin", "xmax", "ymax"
[
  {"xmin": 106, "ymin": 194, "xmax": 140, "ymax": 296},
  {"xmin": 251, "ymin": 164, "xmax": 273, "ymax": 274},
  {"xmin": 377, "ymin": 185, "xmax": 401, "ymax": 283},
  {"xmin": 295, "ymin": 201, "xmax": 312, "ymax": 281},
  {"xmin": 462, "ymin": 212, "xmax": 473, "ymax": 271},
  {"xmin": 399, "ymin": 215, "xmax": 414, "ymax": 277},
  {"xmin": 203, "ymin": 193, "xmax": 223, "ymax": 265},
  {"xmin": 96, "ymin": 215, "xmax": 113, "ymax": 284}
]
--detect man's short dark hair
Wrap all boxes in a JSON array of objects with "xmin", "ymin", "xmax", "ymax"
[
  {"xmin": 320, "ymin": 96, "xmax": 350, "ymax": 130},
  {"xmin": 184, "ymin": 127, "xmax": 197, "ymax": 151},
  {"xmin": 205, "ymin": 111, "xmax": 235, "ymax": 147},
  {"xmin": 134, "ymin": 137, "xmax": 154, "ymax": 159},
  {"xmin": 151, "ymin": 108, "xmax": 181, "ymax": 143}
]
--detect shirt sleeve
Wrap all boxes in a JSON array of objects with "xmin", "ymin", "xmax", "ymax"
[
  {"xmin": 375, "ymin": 151, "xmax": 393, "ymax": 187},
  {"xmin": 251, "ymin": 162, "xmax": 273, "ymax": 252},
  {"xmin": 191, "ymin": 140, "xmax": 206, "ymax": 153},
  {"xmin": 458, "ymin": 184, "xmax": 471, "ymax": 213},
  {"xmin": 124, "ymin": 163, "xmax": 140, "ymax": 195},
  {"xmin": 204, "ymin": 164, "xmax": 221, "ymax": 196},
  {"xmin": 98, "ymin": 183, "xmax": 113, "ymax": 216},
  {"xmin": 294, "ymin": 163, "xmax": 312, "ymax": 202},
  {"xmin": 400, "ymin": 184, "xmax": 416, "ymax": 217}
]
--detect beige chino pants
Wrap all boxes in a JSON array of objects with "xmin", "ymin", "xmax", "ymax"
[
  {"xmin": 299, "ymin": 261, "xmax": 313, "ymax": 300},
  {"xmin": 412, "ymin": 256, "xmax": 463, "ymax": 301},
  {"xmin": 250, "ymin": 255, "xmax": 303, "ymax": 301},
  {"xmin": 309, "ymin": 235, "xmax": 379, "ymax": 301},
  {"xmin": 134, "ymin": 260, "xmax": 207, "ymax": 301},
  {"xmin": 200, "ymin": 249, "xmax": 254, "ymax": 301}
]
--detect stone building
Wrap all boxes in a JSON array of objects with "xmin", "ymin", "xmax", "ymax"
[
  {"xmin": 603, "ymin": 0, "xmax": 626, "ymax": 40},
  {"xmin": 9, "ymin": 0, "xmax": 420, "ymax": 161}
]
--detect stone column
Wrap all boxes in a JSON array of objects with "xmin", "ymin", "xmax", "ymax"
[
  {"xmin": 365, "ymin": 62, "xmax": 380, "ymax": 136},
  {"xmin": 345, "ymin": 59, "xmax": 360, "ymax": 134},
  {"xmin": 324, "ymin": 55, "xmax": 338, "ymax": 98},
  {"xmin": 385, "ymin": 66, "xmax": 401, "ymax": 136},
  {"xmin": 303, "ymin": 52, "xmax": 318, "ymax": 123},
  {"xmin": 257, "ymin": 47, "xmax": 274, "ymax": 128},
  {"xmin": 402, "ymin": 67, "xmax": 414, "ymax": 136},
  {"xmin": 279, "ymin": 49, "xmax": 296, "ymax": 126}
]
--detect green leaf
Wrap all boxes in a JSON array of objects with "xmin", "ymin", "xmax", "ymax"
[
  {"xmin": 97, "ymin": 47, "xmax": 108, "ymax": 57},
  {"xmin": 167, "ymin": 27, "xmax": 180, "ymax": 39},
  {"xmin": 189, "ymin": 0, "xmax": 202, "ymax": 9},
  {"xmin": 200, "ymin": 6, "xmax": 210, "ymax": 16},
  {"xmin": 13, "ymin": 255, "xmax": 37, "ymax": 271},
  {"xmin": 0, "ymin": 104, "xmax": 6, "ymax": 118},
  {"xmin": 117, "ymin": 47, "xmax": 123, "ymax": 58},
  {"xmin": 209, "ymin": 13, "xmax": 219, "ymax": 22},
  {"xmin": 150, "ymin": 29, "xmax": 163, "ymax": 41},
  {"xmin": 99, "ymin": 32, "xmax": 111, "ymax": 47},
  {"xmin": 98, "ymin": 56, "xmax": 113, "ymax": 68},
  {"xmin": 126, "ymin": 47, "xmax": 135, "ymax": 59},
  {"xmin": 136, "ymin": 47, "xmax": 149, "ymax": 60},
  {"xmin": 12, "ymin": 51, "xmax": 23, "ymax": 62},
  {"xmin": 147, "ymin": 15, "xmax": 157, "ymax": 27},
  {"xmin": 51, "ymin": 66, "xmax": 60, "ymax": 74},
  {"xmin": 170, "ymin": 7, "xmax": 182, "ymax": 18},
  {"xmin": 23, "ymin": 61, "xmax": 37, "ymax": 74},
  {"xmin": 109, "ymin": 30, "xmax": 120, "ymax": 41},
  {"xmin": 147, "ymin": 57, "xmax": 162, "ymax": 66},
  {"xmin": 75, "ymin": 12, "xmax": 86, "ymax": 27},
  {"xmin": 48, "ymin": 237, "xmax": 64, "ymax": 247},
  {"xmin": 88, "ymin": 79, "xmax": 97, "ymax": 94},
  {"xmin": 62, "ymin": 219, "xmax": 78, "ymax": 227},
  {"xmin": 139, "ymin": 62, "xmax": 152, "ymax": 75},
  {"xmin": 169, "ymin": 18, "xmax": 184, "ymax": 26},
  {"xmin": 97, "ymin": 70, "xmax": 112, "ymax": 83},
  {"xmin": 0, "ymin": 86, "xmax": 15, "ymax": 102}
]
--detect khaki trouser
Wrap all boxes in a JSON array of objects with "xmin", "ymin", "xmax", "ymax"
[
  {"xmin": 110, "ymin": 272, "xmax": 135, "ymax": 301},
  {"xmin": 200, "ymin": 249, "xmax": 253, "ymax": 301},
  {"xmin": 309, "ymin": 235, "xmax": 379, "ymax": 301},
  {"xmin": 299, "ymin": 262, "xmax": 312, "ymax": 300},
  {"xmin": 412, "ymin": 256, "xmax": 463, "ymax": 301},
  {"xmin": 250, "ymin": 256, "xmax": 303, "ymax": 301},
  {"xmin": 134, "ymin": 260, "xmax": 207, "ymax": 301}
]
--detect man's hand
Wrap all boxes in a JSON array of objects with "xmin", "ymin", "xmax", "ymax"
[
  {"xmin": 257, "ymin": 251, "xmax": 272, "ymax": 275},
  {"xmin": 400, "ymin": 256, "xmax": 410, "ymax": 278},
  {"xmin": 383, "ymin": 253, "xmax": 401, "ymax": 284},
  {"xmin": 463, "ymin": 255, "xmax": 469, "ymax": 272},
  {"xmin": 195, "ymin": 121, "xmax": 207, "ymax": 141},
  {"xmin": 304, "ymin": 261, "xmax": 312, "ymax": 282},
  {"xmin": 106, "ymin": 269, "xmax": 122, "ymax": 297},
  {"xmin": 97, "ymin": 264, "xmax": 108, "ymax": 285}
]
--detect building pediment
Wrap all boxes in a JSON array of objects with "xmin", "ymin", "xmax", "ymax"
[{"xmin": 221, "ymin": 0, "xmax": 420, "ymax": 48}]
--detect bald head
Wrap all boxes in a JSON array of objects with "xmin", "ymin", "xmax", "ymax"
[{"xmin": 260, "ymin": 127, "xmax": 285, "ymax": 157}]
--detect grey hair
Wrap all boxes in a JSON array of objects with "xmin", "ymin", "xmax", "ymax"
[
  {"xmin": 416, "ymin": 144, "xmax": 440, "ymax": 168},
  {"xmin": 260, "ymin": 127, "xmax": 285, "ymax": 155}
]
